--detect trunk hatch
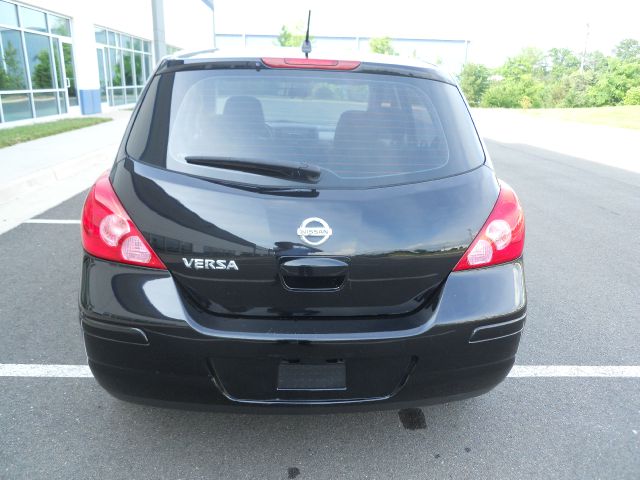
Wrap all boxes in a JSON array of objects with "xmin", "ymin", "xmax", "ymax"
[{"xmin": 112, "ymin": 160, "xmax": 498, "ymax": 318}]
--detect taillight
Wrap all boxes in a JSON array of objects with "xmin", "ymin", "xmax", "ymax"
[
  {"xmin": 261, "ymin": 57, "xmax": 361, "ymax": 70},
  {"xmin": 81, "ymin": 171, "xmax": 166, "ymax": 269},
  {"xmin": 453, "ymin": 181, "xmax": 525, "ymax": 271}
]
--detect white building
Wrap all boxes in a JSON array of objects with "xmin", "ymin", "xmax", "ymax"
[{"xmin": 0, "ymin": 0, "xmax": 213, "ymax": 125}]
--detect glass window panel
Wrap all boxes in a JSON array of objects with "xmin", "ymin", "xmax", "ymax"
[
  {"xmin": 52, "ymin": 37, "xmax": 63, "ymax": 89},
  {"xmin": 57, "ymin": 91, "xmax": 66, "ymax": 113},
  {"xmin": 126, "ymin": 77, "xmax": 158, "ymax": 158},
  {"xmin": 112, "ymin": 87, "xmax": 124, "ymax": 106},
  {"xmin": 1, "ymin": 93, "xmax": 32, "ymax": 121},
  {"xmin": 143, "ymin": 54, "xmax": 152, "ymax": 82},
  {"xmin": 107, "ymin": 30, "xmax": 116, "ymax": 46},
  {"xmin": 94, "ymin": 27, "xmax": 106, "ymax": 45},
  {"xmin": 165, "ymin": 71, "xmax": 483, "ymax": 188},
  {"xmin": 109, "ymin": 47, "xmax": 122, "ymax": 86},
  {"xmin": 143, "ymin": 41, "xmax": 150, "ymax": 53},
  {"xmin": 134, "ymin": 52, "xmax": 142, "ymax": 85},
  {"xmin": 96, "ymin": 49, "xmax": 106, "ymax": 101},
  {"xmin": 62, "ymin": 43, "xmax": 77, "ymax": 106},
  {"xmin": 48, "ymin": 14, "xmax": 70, "ymax": 36},
  {"xmin": 125, "ymin": 87, "xmax": 135, "ymax": 103},
  {"xmin": 133, "ymin": 37, "xmax": 142, "ymax": 51},
  {"xmin": 25, "ymin": 32, "xmax": 54, "ymax": 89},
  {"xmin": 122, "ymin": 35, "xmax": 132, "ymax": 49},
  {"xmin": 124, "ymin": 50, "xmax": 134, "ymax": 86},
  {"xmin": 19, "ymin": 6, "xmax": 47, "ymax": 32},
  {"xmin": 33, "ymin": 91, "xmax": 57, "ymax": 117},
  {"xmin": 0, "ymin": 27, "xmax": 28, "ymax": 90},
  {"xmin": 0, "ymin": 1, "xmax": 18, "ymax": 27}
]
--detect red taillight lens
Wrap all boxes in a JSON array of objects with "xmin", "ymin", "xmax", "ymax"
[
  {"xmin": 81, "ymin": 172, "xmax": 166, "ymax": 270},
  {"xmin": 261, "ymin": 57, "xmax": 361, "ymax": 70},
  {"xmin": 453, "ymin": 181, "xmax": 525, "ymax": 271}
]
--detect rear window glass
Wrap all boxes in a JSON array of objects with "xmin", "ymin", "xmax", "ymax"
[{"xmin": 130, "ymin": 68, "xmax": 484, "ymax": 189}]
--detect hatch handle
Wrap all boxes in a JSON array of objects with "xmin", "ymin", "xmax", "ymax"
[{"xmin": 280, "ymin": 257, "xmax": 348, "ymax": 278}]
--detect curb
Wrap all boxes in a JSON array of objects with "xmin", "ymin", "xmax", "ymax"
[
  {"xmin": 0, "ymin": 145, "xmax": 117, "ymax": 206},
  {"xmin": 472, "ymin": 109, "xmax": 640, "ymax": 174}
]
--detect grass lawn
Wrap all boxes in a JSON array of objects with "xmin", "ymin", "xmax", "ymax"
[
  {"xmin": 520, "ymin": 106, "xmax": 640, "ymax": 130},
  {"xmin": 0, "ymin": 117, "xmax": 112, "ymax": 148}
]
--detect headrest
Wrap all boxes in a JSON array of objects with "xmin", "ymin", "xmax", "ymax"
[{"xmin": 223, "ymin": 96, "xmax": 265, "ymax": 124}]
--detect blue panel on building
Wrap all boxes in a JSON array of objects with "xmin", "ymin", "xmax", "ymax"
[{"xmin": 79, "ymin": 89, "xmax": 102, "ymax": 115}]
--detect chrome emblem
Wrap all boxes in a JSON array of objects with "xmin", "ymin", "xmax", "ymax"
[
  {"xmin": 297, "ymin": 217, "xmax": 333, "ymax": 246},
  {"xmin": 182, "ymin": 258, "xmax": 239, "ymax": 270}
]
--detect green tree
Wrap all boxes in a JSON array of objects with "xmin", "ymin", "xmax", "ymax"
[
  {"xmin": 587, "ymin": 58, "xmax": 640, "ymax": 105},
  {"xmin": 560, "ymin": 71, "xmax": 597, "ymax": 107},
  {"xmin": 519, "ymin": 96, "xmax": 533, "ymax": 109},
  {"xmin": 501, "ymin": 47, "xmax": 546, "ymax": 81},
  {"xmin": 623, "ymin": 86, "xmax": 640, "ymax": 105},
  {"xmin": 614, "ymin": 38, "xmax": 640, "ymax": 63},
  {"xmin": 541, "ymin": 79, "xmax": 569, "ymax": 107},
  {"xmin": 482, "ymin": 48, "xmax": 546, "ymax": 107},
  {"xmin": 0, "ymin": 41, "xmax": 27, "ymax": 90},
  {"xmin": 112, "ymin": 62, "xmax": 122, "ymax": 87},
  {"xmin": 547, "ymin": 48, "xmax": 580, "ymax": 79},
  {"xmin": 481, "ymin": 77, "xmax": 544, "ymax": 108},
  {"xmin": 454, "ymin": 40, "xmax": 640, "ymax": 109},
  {"xmin": 31, "ymin": 49, "xmax": 53, "ymax": 89},
  {"xmin": 369, "ymin": 37, "xmax": 397, "ymax": 55},
  {"xmin": 539, "ymin": 49, "xmax": 581, "ymax": 107},
  {"xmin": 276, "ymin": 25, "xmax": 307, "ymax": 47},
  {"xmin": 459, "ymin": 63, "xmax": 490, "ymax": 106},
  {"xmin": 124, "ymin": 55, "xmax": 133, "ymax": 86},
  {"xmin": 583, "ymin": 50, "xmax": 608, "ymax": 73}
]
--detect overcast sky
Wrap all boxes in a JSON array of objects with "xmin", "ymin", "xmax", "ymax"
[{"xmin": 203, "ymin": 0, "xmax": 640, "ymax": 66}]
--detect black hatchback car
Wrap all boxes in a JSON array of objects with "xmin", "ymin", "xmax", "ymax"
[{"xmin": 79, "ymin": 50, "xmax": 525, "ymax": 411}]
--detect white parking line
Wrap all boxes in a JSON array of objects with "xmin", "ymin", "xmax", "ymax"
[
  {"xmin": 509, "ymin": 365, "xmax": 640, "ymax": 377},
  {"xmin": 1, "ymin": 364, "xmax": 640, "ymax": 378},
  {"xmin": 0, "ymin": 364, "xmax": 92, "ymax": 377},
  {"xmin": 23, "ymin": 219, "xmax": 80, "ymax": 224}
]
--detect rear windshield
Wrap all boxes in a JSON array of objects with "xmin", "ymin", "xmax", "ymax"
[{"xmin": 128, "ymin": 68, "xmax": 484, "ymax": 189}]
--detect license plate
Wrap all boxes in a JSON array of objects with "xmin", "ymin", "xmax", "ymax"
[{"xmin": 277, "ymin": 361, "xmax": 346, "ymax": 391}]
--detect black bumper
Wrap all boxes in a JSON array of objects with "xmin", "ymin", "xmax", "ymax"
[{"xmin": 79, "ymin": 255, "xmax": 526, "ymax": 412}]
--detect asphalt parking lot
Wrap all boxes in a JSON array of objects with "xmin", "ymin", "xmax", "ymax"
[{"xmin": 1, "ymin": 139, "xmax": 639, "ymax": 479}]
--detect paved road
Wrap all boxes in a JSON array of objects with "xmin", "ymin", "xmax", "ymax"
[{"xmin": 1, "ymin": 140, "xmax": 639, "ymax": 479}]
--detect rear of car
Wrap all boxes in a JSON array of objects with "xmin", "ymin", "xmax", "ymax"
[{"xmin": 79, "ymin": 52, "xmax": 526, "ymax": 411}]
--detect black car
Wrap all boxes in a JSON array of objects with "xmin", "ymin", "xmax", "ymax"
[{"xmin": 79, "ymin": 50, "xmax": 526, "ymax": 412}]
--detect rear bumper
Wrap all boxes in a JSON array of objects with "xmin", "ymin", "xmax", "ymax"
[{"xmin": 79, "ymin": 255, "xmax": 526, "ymax": 412}]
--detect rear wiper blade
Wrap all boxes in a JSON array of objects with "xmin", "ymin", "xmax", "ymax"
[
  {"xmin": 207, "ymin": 178, "xmax": 320, "ymax": 197},
  {"xmin": 185, "ymin": 156, "xmax": 321, "ymax": 183}
]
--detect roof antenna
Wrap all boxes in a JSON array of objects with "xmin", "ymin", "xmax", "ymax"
[{"xmin": 301, "ymin": 10, "xmax": 312, "ymax": 58}]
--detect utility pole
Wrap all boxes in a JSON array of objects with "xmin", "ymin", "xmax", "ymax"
[
  {"xmin": 580, "ymin": 23, "xmax": 590, "ymax": 72},
  {"xmin": 201, "ymin": 0, "xmax": 216, "ymax": 48},
  {"xmin": 151, "ymin": 0, "xmax": 167, "ymax": 63}
]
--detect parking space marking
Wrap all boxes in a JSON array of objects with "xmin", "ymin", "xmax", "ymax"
[
  {"xmin": 509, "ymin": 366, "xmax": 640, "ymax": 377},
  {"xmin": 23, "ymin": 219, "xmax": 80, "ymax": 224},
  {"xmin": 1, "ymin": 364, "xmax": 640, "ymax": 378},
  {"xmin": 0, "ymin": 364, "xmax": 92, "ymax": 377}
]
